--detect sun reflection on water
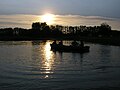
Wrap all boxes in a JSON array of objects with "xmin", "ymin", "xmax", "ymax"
[{"xmin": 43, "ymin": 41, "xmax": 55, "ymax": 78}]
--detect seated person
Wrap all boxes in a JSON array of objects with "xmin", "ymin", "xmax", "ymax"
[
  {"xmin": 71, "ymin": 41, "xmax": 79, "ymax": 47},
  {"xmin": 80, "ymin": 40, "xmax": 84, "ymax": 47},
  {"xmin": 52, "ymin": 40, "xmax": 57, "ymax": 45},
  {"xmin": 58, "ymin": 41, "xmax": 63, "ymax": 46}
]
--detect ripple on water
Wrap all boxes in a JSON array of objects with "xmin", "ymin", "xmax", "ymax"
[{"xmin": 0, "ymin": 41, "xmax": 120, "ymax": 90}]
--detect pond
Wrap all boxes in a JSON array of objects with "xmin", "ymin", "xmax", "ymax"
[{"xmin": 0, "ymin": 40, "xmax": 120, "ymax": 90}]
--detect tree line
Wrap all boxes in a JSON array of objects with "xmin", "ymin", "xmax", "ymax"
[{"xmin": 0, "ymin": 22, "xmax": 120, "ymax": 39}]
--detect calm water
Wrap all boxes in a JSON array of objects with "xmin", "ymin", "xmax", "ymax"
[{"xmin": 0, "ymin": 40, "xmax": 120, "ymax": 90}]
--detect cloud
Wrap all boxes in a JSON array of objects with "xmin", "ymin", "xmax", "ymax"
[
  {"xmin": 54, "ymin": 15, "xmax": 120, "ymax": 30},
  {"xmin": 0, "ymin": 14, "xmax": 120, "ymax": 30}
]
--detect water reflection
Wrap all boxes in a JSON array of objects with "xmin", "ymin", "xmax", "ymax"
[
  {"xmin": 31, "ymin": 41, "xmax": 55, "ymax": 78},
  {"xmin": 31, "ymin": 40, "xmax": 41, "ymax": 45},
  {"xmin": 42, "ymin": 41, "xmax": 55, "ymax": 78},
  {"xmin": 0, "ymin": 41, "xmax": 120, "ymax": 90},
  {"xmin": 99, "ymin": 45, "xmax": 111, "ymax": 62}
]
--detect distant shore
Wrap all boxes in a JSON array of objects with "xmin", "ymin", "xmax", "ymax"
[
  {"xmin": 0, "ymin": 22, "xmax": 120, "ymax": 46},
  {"xmin": 0, "ymin": 36, "xmax": 120, "ymax": 46}
]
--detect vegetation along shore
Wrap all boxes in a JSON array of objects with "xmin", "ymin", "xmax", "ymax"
[{"xmin": 0, "ymin": 22, "xmax": 120, "ymax": 46}]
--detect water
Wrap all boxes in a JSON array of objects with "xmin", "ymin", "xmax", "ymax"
[{"xmin": 0, "ymin": 40, "xmax": 120, "ymax": 90}]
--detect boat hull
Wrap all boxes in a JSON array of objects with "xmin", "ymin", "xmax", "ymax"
[{"xmin": 50, "ymin": 44, "xmax": 90, "ymax": 53}]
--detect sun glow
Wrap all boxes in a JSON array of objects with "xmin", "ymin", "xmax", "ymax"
[{"xmin": 41, "ymin": 13, "xmax": 55, "ymax": 25}]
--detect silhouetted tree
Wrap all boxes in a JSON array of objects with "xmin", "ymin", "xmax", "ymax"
[
  {"xmin": 32, "ymin": 22, "xmax": 41, "ymax": 30},
  {"xmin": 40, "ymin": 22, "xmax": 47, "ymax": 30},
  {"xmin": 99, "ymin": 23, "xmax": 111, "ymax": 36}
]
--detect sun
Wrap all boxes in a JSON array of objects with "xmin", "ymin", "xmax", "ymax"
[{"xmin": 41, "ymin": 13, "xmax": 55, "ymax": 25}]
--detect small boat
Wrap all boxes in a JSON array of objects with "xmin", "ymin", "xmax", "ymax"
[{"xmin": 50, "ymin": 44, "xmax": 90, "ymax": 53}]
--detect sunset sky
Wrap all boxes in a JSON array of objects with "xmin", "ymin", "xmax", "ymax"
[
  {"xmin": 0, "ymin": 0, "xmax": 120, "ymax": 18},
  {"xmin": 0, "ymin": 0, "xmax": 120, "ymax": 30}
]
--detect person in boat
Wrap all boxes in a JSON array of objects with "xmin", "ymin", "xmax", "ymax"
[
  {"xmin": 52, "ymin": 40, "xmax": 57, "ymax": 45},
  {"xmin": 71, "ymin": 40, "xmax": 79, "ymax": 47},
  {"xmin": 58, "ymin": 40, "xmax": 63, "ymax": 46},
  {"xmin": 80, "ymin": 40, "xmax": 84, "ymax": 47}
]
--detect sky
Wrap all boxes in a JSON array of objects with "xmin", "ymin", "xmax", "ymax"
[
  {"xmin": 0, "ymin": 14, "xmax": 120, "ymax": 30},
  {"xmin": 0, "ymin": 0, "xmax": 120, "ymax": 18},
  {"xmin": 0, "ymin": 0, "xmax": 120, "ymax": 30}
]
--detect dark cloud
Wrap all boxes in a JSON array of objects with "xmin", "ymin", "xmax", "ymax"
[{"xmin": 0, "ymin": 0, "xmax": 120, "ymax": 18}]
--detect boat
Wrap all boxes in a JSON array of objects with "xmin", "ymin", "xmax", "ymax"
[{"xmin": 50, "ymin": 43, "xmax": 90, "ymax": 53}]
